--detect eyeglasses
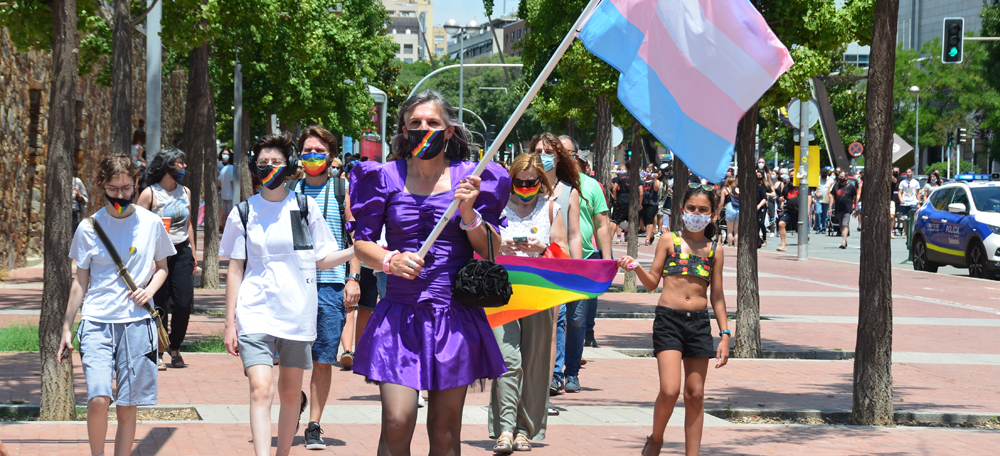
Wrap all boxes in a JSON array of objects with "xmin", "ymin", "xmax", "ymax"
[
  {"xmin": 688, "ymin": 183, "xmax": 714, "ymax": 192},
  {"xmin": 512, "ymin": 178, "xmax": 540, "ymax": 188},
  {"xmin": 256, "ymin": 159, "xmax": 287, "ymax": 167},
  {"xmin": 105, "ymin": 185, "xmax": 134, "ymax": 195}
]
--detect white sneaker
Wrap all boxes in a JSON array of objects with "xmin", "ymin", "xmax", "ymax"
[{"xmin": 417, "ymin": 394, "xmax": 425, "ymax": 408}]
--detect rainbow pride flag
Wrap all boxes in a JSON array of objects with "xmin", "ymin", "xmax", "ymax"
[{"xmin": 486, "ymin": 256, "xmax": 620, "ymax": 328}]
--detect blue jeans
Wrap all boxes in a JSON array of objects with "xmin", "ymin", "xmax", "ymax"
[
  {"xmin": 312, "ymin": 283, "xmax": 346, "ymax": 364},
  {"xmin": 554, "ymin": 300, "xmax": 588, "ymax": 382},
  {"xmin": 814, "ymin": 202, "xmax": 829, "ymax": 231}
]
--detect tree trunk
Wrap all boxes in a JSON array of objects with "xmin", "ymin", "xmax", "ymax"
[
  {"xmin": 110, "ymin": 0, "xmax": 132, "ymax": 156},
  {"xmin": 670, "ymin": 157, "xmax": 688, "ymax": 231},
  {"xmin": 734, "ymin": 105, "xmax": 762, "ymax": 358},
  {"xmin": 200, "ymin": 45, "xmax": 221, "ymax": 289},
  {"xmin": 240, "ymin": 107, "xmax": 253, "ymax": 201},
  {"xmin": 182, "ymin": 42, "xmax": 211, "ymax": 262},
  {"xmin": 593, "ymin": 96, "xmax": 613, "ymax": 201},
  {"xmin": 623, "ymin": 120, "xmax": 642, "ymax": 292},
  {"xmin": 852, "ymin": 0, "xmax": 899, "ymax": 427},
  {"xmin": 566, "ymin": 118, "xmax": 576, "ymax": 141},
  {"xmin": 39, "ymin": 0, "xmax": 79, "ymax": 421}
]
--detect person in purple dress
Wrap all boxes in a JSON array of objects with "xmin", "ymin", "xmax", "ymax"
[{"xmin": 348, "ymin": 90, "xmax": 509, "ymax": 455}]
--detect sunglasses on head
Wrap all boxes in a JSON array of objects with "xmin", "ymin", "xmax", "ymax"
[
  {"xmin": 513, "ymin": 178, "xmax": 540, "ymax": 188},
  {"xmin": 688, "ymin": 183, "xmax": 714, "ymax": 192}
]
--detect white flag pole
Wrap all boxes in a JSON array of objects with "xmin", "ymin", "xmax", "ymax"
[{"xmin": 416, "ymin": 0, "xmax": 602, "ymax": 259}]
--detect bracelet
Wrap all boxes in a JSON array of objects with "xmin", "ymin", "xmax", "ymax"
[
  {"xmin": 719, "ymin": 330, "xmax": 731, "ymax": 337},
  {"xmin": 459, "ymin": 209, "xmax": 483, "ymax": 231},
  {"xmin": 382, "ymin": 250, "xmax": 400, "ymax": 274}
]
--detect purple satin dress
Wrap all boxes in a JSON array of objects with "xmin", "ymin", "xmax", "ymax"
[{"xmin": 348, "ymin": 159, "xmax": 510, "ymax": 391}]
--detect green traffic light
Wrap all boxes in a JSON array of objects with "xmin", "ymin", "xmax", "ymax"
[{"xmin": 949, "ymin": 47, "xmax": 958, "ymax": 57}]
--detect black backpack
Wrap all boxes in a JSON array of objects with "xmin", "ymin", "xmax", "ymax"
[{"xmin": 237, "ymin": 192, "xmax": 313, "ymax": 276}]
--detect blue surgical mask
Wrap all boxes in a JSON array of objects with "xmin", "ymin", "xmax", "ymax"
[
  {"xmin": 173, "ymin": 168, "xmax": 186, "ymax": 180},
  {"xmin": 540, "ymin": 154, "xmax": 555, "ymax": 172},
  {"xmin": 330, "ymin": 168, "xmax": 341, "ymax": 177}
]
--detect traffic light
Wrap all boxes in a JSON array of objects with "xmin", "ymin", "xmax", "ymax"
[
  {"xmin": 942, "ymin": 18, "xmax": 964, "ymax": 64},
  {"xmin": 959, "ymin": 128, "xmax": 968, "ymax": 143},
  {"xmin": 947, "ymin": 131, "xmax": 954, "ymax": 147},
  {"xmin": 485, "ymin": 123, "xmax": 495, "ymax": 144}
]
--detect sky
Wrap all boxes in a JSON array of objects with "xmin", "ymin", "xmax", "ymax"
[{"xmin": 432, "ymin": 0, "xmax": 519, "ymax": 27}]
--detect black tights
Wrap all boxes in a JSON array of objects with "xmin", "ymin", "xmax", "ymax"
[
  {"xmin": 757, "ymin": 208, "xmax": 768, "ymax": 245},
  {"xmin": 378, "ymin": 383, "xmax": 469, "ymax": 456}
]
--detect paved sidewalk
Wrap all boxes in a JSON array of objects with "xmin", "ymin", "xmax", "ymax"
[{"xmin": 2, "ymin": 245, "xmax": 999, "ymax": 454}]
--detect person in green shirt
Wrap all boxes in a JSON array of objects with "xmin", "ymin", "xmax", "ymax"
[{"xmin": 549, "ymin": 136, "xmax": 614, "ymax": 397}]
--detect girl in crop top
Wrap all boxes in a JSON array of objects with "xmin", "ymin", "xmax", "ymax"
[{"xmin": 615, "ymin": 184, "xmax": 730, "ymax": 456}]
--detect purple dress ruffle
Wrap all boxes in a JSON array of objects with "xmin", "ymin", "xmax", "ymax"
[{"xmin": 348, "ymin": 159, "xmax": 511, "ymax": 391}]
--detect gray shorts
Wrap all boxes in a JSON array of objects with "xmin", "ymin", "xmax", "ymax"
[
  {"xmin": 78, "ymin": 318, "xmax": 159, "ymax": 407},
  {"xmin": 238, "ymin": 333, "xmax": 313, "ymax": 371}
]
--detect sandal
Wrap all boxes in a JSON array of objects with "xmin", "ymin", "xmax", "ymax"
[
  {"xmin": 170, "ymin": 351, "xmax": 186, "ymax": 368},
  {"xmin": 513, "ymin": 433, "xmax": 531, "ymax": 451},
  {"xmin": 340, "ymin": 350, "xmax": 354, "ymax": 370},
  {"xmin": 640, "ymin": 435, "xmax": 662, "ymax": 456},
  {"xmin": 547, "ymin": 402, "xmax": 560, "ymax": 416},
  {"xmin": 493, "ymin": 432, "xmax": 514, "ymax": 454}
]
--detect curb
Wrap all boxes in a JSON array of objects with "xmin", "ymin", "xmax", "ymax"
[
  {"xmin": 707, "ymin": 408, "xmax": 1000, "ymax": 426},
  {"xmin": 0, "ymin": 404, "xmax": 201, "ymax": 420},
  {"xmin": 613, "ymin": 348, "xmax": 855, "ymax": 360}
]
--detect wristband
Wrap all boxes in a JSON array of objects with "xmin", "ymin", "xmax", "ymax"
[
  {"xmin": 719, "ymin": 330, "xmax": 731, "ymax": 337},
  {"xmin": 382, "ymin": 250, "xmax": 400, "ymax": 274},
  {"xmin": 460, "ymin": 209, "xmax": 483, "ymax": 231}
]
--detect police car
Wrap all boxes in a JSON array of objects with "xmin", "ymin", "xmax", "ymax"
[{"xmin": 911, "ymin": 174, "xmax": 1000, "ymax": 279}]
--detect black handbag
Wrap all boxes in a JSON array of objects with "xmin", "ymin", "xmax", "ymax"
[{"xmin": 452, "ymin": 230, "xmax": 512, "ymax": 308}]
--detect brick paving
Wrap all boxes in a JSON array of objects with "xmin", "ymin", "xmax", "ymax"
[{"xmin": 2, "ymin": 244, "xmax": 1000, "ymax": 454}]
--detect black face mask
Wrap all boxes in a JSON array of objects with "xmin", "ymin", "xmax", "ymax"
[
  {"xmin": 406, "ymin": 129, "xmax": 447, "ymax": 160},
  {"xmin": 256, "ymin": 164, "xmax": 292, "ymax": 190},
  {"xmin": 105, "ymin": 194, "xmax": 132, "ymax": 214}
]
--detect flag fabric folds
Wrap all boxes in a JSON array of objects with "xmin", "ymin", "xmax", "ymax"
[
  {"xmin": 485, "ymin": 257, "xmax": 620, "ymax": 328},
  {"xmin": 579, "ymin": 0, "xmax": 794, "ymax": 183}
]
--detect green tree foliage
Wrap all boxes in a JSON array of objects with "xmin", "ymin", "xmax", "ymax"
[
  {"xmin": 893, "ymin": 37, "xmax": 1000, "ymax": 160},
  {"xmin": 924, "ymin": 160, "xmax": 980, "ymax": 177},
  {"xmin": 979, "ymin": 0, "xmax": 1000, "ymax": 163},
  {"xmin": 207, "ymin": 0, "xmax": 397, "ymax": 139}
]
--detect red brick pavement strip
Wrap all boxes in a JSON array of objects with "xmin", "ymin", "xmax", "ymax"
[
  {"xmin": 4, "ymin": 350, "xmax": 999, "ymax": 414},
  {"xmin": 1, "ymin": 421, "xmax": 998, "ymax": 455}
]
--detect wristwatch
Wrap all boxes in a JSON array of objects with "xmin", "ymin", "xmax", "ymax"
[
  {"xmin": 719, "ymin": 330, "xmax": 731, "ymax": 337},
  {"xmin": 347, "ymin": 273, "xmax": 361, "ymax": 282}
]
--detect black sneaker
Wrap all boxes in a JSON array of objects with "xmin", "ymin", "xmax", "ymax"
[
  {"xmin": 295, "ymin": 391, "xmax": 307, "ymax": 434},
  {"xmin": 304, "ymin": 421, "xmax": 326, "ymax": 450},
  {"xmin": 584, "ymin": 330, "xmax": 599, "ymax": 348}
]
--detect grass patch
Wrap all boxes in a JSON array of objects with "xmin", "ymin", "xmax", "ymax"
[
  {"xmin": 0, "ymin": 323, "xmax": 79, "ymax": 352},
  {"xmin": 181, "ymin": 333, "xmax": 226, "ymax": 353}
]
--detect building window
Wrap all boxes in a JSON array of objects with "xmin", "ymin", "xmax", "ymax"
[
  {"xmin": 517, "ymin": 29, "xmax": 522, "ymax": 39},
  {"xmin": 435, "ymin": 36, "xmax": 444, "ymax": 44},
  {"xmin": 404, "ymin": 44, "xmax": 414, "ymax": 54},
  {"xmin": 387, "ymin": 10, "xmax": 395, "ymax": 15},
  {"xmin": 436, "ymin": 47, "xmax": 444, "ymax": 55},
  {"xmin": 405, "ymin": 58, "xmax": 413, "ymax": 63}
]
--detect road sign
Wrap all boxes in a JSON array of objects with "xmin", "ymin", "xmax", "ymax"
[
  {"xmin": 787, "ymin": 98, "xmax": 820, "ymax": 128},
  {"xmin": 848, "ymin": 142, "xmax": 864, "ymax": 158},
  {"xmin": 611, "ymin": 125, "xmax": 624, "ymax": 148}
]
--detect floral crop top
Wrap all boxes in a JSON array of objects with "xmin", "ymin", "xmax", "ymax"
[{"xmin": 663, "ymin": 232, "xmax": 716, "ymax": 283}]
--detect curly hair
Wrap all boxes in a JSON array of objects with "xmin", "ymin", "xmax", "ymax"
[
  {"xmin": 146, "ymin": 147, "xmax": 186, "ymax": 185},
  {"xmin": 389, "ymin": 90, "xmax": 476, "ymax": 161}
]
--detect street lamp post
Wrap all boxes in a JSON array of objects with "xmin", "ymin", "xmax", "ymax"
[
  {"xmin": 910, "ymin": 86, "xmax": 920, "ymax": 174},
  {"xmin": 444, "ymin": 18, "xmax": 479, "ymax": 128}
]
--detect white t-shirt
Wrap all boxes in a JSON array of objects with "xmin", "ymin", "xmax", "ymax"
[
  {"xmin": 218, "ymin": 192, "xmax": 340, "ymax": 341},
  {"xmin": 219, "ymin": 165, "xmax": 234, "ymax": 201},
  {"xmin": 70, "ymin": 207, "xmax": 176, "ymax": 323},
  {"xmin": 899, "ymin": 178, "xmax": 920, "ymax": 206}
]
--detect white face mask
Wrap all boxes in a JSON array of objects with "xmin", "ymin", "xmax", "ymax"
[
  {"xmin": 682, "ymin": 212, "xmax": 713, "ymax": 233},
  {"xmin": 757, "ymin": 162, "xmax": 765, "ymax": 169}
]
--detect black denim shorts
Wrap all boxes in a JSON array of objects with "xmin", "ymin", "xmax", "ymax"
[{"xmin": 652, "ymin": 306, "xmax": 715, "ymax": 358}]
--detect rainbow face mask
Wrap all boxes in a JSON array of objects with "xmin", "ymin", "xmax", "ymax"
[
  {"xmin": 302, "ymin": 153, "xmax": 328, "ymax": 176},
  {"xmin": 512, "ymin": 180, "xmax": 541, "ymax": 203},
  {"xmin": 105, "ymin": 194, "xmax": 131, "ymax": 214},
  {"xmin": 406, "ymin": 129, "xmax": 446, "ymax": 160}
]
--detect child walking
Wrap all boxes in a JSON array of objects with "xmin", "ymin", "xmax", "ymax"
[{"xmin": 616, "ymin": 184, "xmax": 730, "ymax": 456}]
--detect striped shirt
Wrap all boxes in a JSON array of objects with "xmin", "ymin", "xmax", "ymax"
[{"xmin": 297, "ymin": 179, "xmax": 347, "ymax": 284}]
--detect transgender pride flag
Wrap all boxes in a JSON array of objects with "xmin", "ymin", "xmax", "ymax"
[{"xmin": 579, "ymin": 0, "xmax": 793, "ymax": 182}]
